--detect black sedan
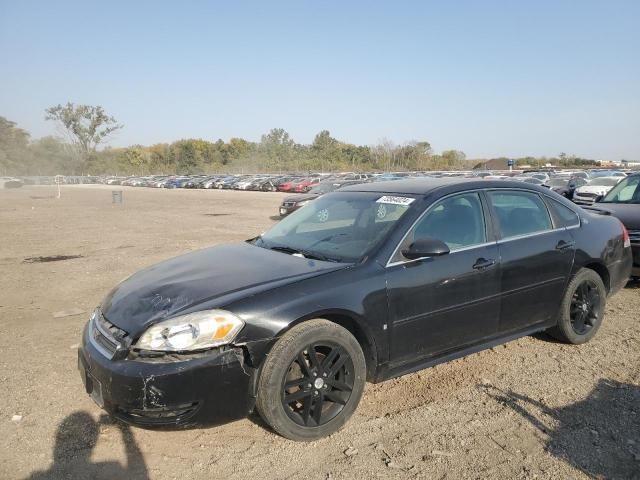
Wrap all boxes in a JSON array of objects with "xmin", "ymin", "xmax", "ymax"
[
  {"xmin": 78, "ymin": 178, "xmax": 632, "ymax": 441},
  {"xmin": 547, "ymin": 176, "xmax": 588, "ymax": 199}
]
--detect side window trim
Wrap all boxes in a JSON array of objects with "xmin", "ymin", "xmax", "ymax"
[
  {"xmin": 478, "ymin": 189, "xmax": 500, "ymax": 242},
  {"xmin": 386, "ymin": 190, "xmax": 489, "ymax": 267}
]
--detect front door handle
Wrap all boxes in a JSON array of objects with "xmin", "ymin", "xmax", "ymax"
[
  {"xmin": 473, "ymin": 258, "xmax": 495, "ymax": 270},
  {"xmin": 556, "ymin": 240, "xmax": 576, "ymax": 250}
]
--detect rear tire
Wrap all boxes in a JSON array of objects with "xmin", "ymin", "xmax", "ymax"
[
  {"xmin": 256, "ymin": 319, "xmax": 366, "ymax": 441},
  {"xmin": 548, "ymin": 268, "xmax": 606, "ymax": 344}
]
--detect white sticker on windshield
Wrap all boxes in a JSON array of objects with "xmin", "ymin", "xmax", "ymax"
[{"xmin": 376, "ymin": 195, "xmax": 415, "ymax": 206}]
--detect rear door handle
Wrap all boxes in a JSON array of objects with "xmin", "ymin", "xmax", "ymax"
[
  {"xmin": 473, "ymin": 258, "xmax": 496, "ymax": 270},
  {"xmin": 556, "ymin": 240, "xmax": 576, "ymax": 250}
]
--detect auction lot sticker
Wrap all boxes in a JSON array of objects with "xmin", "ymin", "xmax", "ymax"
[{"xmin": 376, "ymin": 195, "xmax": 415, "ymax": 206}]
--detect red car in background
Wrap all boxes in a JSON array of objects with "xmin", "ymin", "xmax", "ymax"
[
  {"xmin": 292, "ymin": 177, "xmax": 322, "ymax": 193},
  {"xmin": 277, "ymin": 178, "xmax": 302, "ymax": 192}
]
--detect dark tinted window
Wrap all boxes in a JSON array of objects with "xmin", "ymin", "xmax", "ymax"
[
  {"xmin": 547, "ymin": 198, "xmax": 580, "ymax": 228},
  {"xmin": 411, "ymin": 192, "xmax": 486, "ymax": 250},
  {"xmin": 489, "ymin": 191, "xmax": 552, "ymax": 238}
]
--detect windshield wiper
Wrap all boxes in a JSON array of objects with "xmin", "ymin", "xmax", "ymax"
[
  {"xmin": 268, "ymin": 245, "xmax": 341, "ymax": 263},
  {"xmin": 269, "ymin": 245, "xmax": 301, "ymax": 255}
]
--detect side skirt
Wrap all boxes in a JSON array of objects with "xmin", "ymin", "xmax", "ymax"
[{"xmin": 376, "ymin": 324, "xmax": 548, "ymax": 382}]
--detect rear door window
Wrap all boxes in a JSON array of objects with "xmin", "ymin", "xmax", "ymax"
[{"xmin": 488, "ymin": 191, "xmax": 552, "ymax": 239}]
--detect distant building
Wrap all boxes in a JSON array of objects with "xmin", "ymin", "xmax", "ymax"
[
  {"xmin": 598, "ymin": 160, "xmax": 621, "ymax": 167},
  {"xmin": 621, "ymin": 159, "xmax": 640, "ymax": 168}
]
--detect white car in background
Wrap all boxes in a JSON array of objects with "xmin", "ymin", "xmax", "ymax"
[
  {"xmin": 573, "ymin": 176, "xmax": 623, "ymax": 205},
  {"xmin": 0, "ymin": 176, "xmax": 24, "ymax": 188},
  {"xmin": 234, "ymin": 176, "xmax": 261, "ymax": 190},
  {"xmin": 524, "ymin": 172, "xmax": 550, "ymax": 182}
]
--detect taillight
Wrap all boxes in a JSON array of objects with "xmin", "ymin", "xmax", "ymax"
[{"xmin": 621, "ymin": 222, "xmax": 631, "ymax": 248}]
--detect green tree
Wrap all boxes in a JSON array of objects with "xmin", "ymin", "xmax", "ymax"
[
  {"xmin": 311, "ymin": 130, "xmax": 340, "ymax": 171},
  {"xmin": 147, "ymin": 143, "xmax": 171, "ymax": 173},
  {"xmin": 440, "ymin": 149, "xmax": 466, "ymax": 168},
  {"xmin": 260, "ymin": 128, "xmax": 295, "ymax": 170},
  {"xmin": 312, "ymin": 130, "xmax": 338, "ymax": 150},
  {"xmin": 0, "ymin": 116, "xmax": 31, "ymax": 175},
  {"xmin": 28, "ymin": 136, "xmax": 75, "ymax": 175},
  {"xmin": 227, "ymin": 137, "xmax": 252, "ymax": 159},
  {"xmin": 167, "ymin": 139, "xmax": 221, "ymax": 173},
  {"xmin": 339, "ymin": 143, "xmax": 371, "ymax": 170},
  {"xmin": 45, "ymin": 103, "xmax": 123, "ymax": 172},
  {"xmin": 122, "ymin": 145, "xmax": 149, "ymax": 173}
]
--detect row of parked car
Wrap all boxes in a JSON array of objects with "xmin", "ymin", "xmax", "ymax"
[
  {"xmin": 103, "ymin": 173, "xmax": 375, "ymax": 193},
  {"xmin": 276, "ymin": 169, "xmax": 634, "ymax": 217},
  {"xmin": 478, "ymin": 169, "xmax": 629, "ymax": 205},
  {"xmin": 5, "ymin": 170, "xmax": 633, "ymax": 204}
]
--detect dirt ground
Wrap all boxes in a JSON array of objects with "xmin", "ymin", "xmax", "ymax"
[{"xmin": 1, "ymin": 184, "xmax": 639, "ymax": 480}]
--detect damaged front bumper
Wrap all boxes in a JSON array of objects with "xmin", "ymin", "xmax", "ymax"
[{"xmin": 78, "ymin": 323, "xmax": 256, "ymax": 427}]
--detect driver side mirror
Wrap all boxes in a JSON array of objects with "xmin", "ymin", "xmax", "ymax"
[
  {"xmin": 402, "ymin": 237, "xmax": 450, "ymax": 260},
  {"xmin": 594, "ymin": 194, "xmax": 604, "ymax": 203}
]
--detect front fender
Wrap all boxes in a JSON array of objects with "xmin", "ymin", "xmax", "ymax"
[{"xmin": 225, "ymin": 263, "xmax": 389, "ymax": 374}]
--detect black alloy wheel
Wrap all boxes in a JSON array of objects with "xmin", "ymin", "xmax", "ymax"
[
  {"xmin": 256, "ymin": 319, "xmax": 366, "ymax": 441},
  {"xmin": 281, "ymin": 343, "xmax": 354, "ymax": 427},
  {"xmin": 548, "ymin": 268, "xmax": 606, "ymax": 344},
  {"xmin": 570, "ymin": 280, "xmax": 601, "ymax": 335}
]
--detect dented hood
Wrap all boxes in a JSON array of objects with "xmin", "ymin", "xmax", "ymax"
[{"xmin": 100, "ymin": 242, "xmax": 347, "ymax": 336}]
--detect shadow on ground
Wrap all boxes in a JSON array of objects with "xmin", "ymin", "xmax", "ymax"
[
  {"xmin": 485, "ymin": 378, "xmax": 640, "ymax": 479},
  {"xmin": 625, "ymin": 278, "xmax": 640, "ymax": 290},
  {"xmin": 27, "ymin": 411, "xmax": 149, "ymax": 480}
]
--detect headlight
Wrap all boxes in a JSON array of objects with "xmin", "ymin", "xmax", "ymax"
[
  {"xmin": 135, "ymin": 310, "xmax": 244, "ymax": 352},
  {"xmin": 296, "ymin": 200, "xmax": 311, "ymax": 207}
]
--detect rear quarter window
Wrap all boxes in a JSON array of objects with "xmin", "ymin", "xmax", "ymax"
[{"xmin": 545, "ymin": 198, "xmax": 580, "ymax": 228}]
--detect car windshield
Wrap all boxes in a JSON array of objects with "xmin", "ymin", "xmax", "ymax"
[
  {"xmin": 588, "ymin": 178, "xmax": 619, "ymax": 187},
  {"xmin": 255, "ymin": 192, "xmax": 415, "ymax": 262},
  {"xmin": 600, "ymin": 176, "xmax": 640, "ymax": 203}
]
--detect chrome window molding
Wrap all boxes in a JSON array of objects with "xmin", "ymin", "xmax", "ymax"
[
  {"xmin": 496, "ymin": 228, "xmax": 555, "ymax": 244},
  {"xmin": 387, "ymin": 240, "xmax": 497, "ymax": 268}
]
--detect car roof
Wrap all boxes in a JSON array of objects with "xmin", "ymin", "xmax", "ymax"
[{"xmin": 339, "ymin": 177, "xmax": 550, "ymax": 195}]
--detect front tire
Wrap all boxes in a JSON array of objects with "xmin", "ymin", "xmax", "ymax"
[
  {"xmin": 549, "ymin": 268, "xmax": 606, "ymax": 344},
  {"xmin": 256, "ymin": 319, "xmax": 366, "ymax": 441}
]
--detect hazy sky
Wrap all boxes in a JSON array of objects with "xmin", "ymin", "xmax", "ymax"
[{"xmin": 1, "ymin": 0, "xmax": 638, "ymax": 159}]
